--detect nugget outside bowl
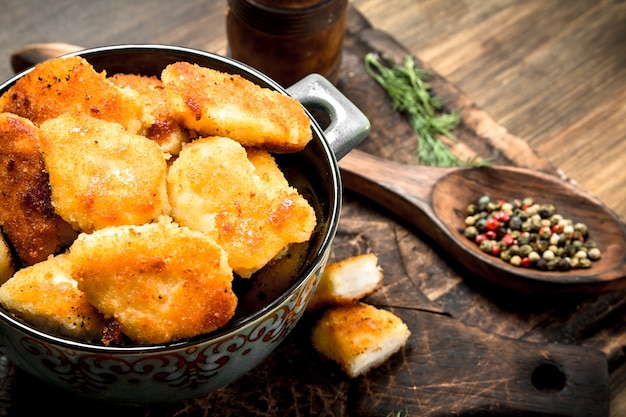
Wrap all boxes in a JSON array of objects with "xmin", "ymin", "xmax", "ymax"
[{"xmin": 0, "ymin": 44, "xmax": 369, "ymax": 405}]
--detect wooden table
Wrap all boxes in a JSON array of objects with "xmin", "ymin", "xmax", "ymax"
[{"xmin": 0, "ymin": 1, "xmax": 624, "ymax": 415}]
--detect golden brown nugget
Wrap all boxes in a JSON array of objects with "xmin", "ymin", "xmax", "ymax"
[
  {"xmin": 0, "ymin": 113, "xmax": 77, "ymax": 266},
  {"xmin": 39, "ymin": 114, "xmax": 171, "ymax": 233},
  {"xmin": 110, "ymin": 73, "xmax": 190, "ymax": 155},
  {"xmin": 161, "ymin": 62, "xmax": 312, "ymax": 153},
  {"xmin": 0, "ymin": 56, "xmax": 143, "ymax": 133},
  {"xmin": 307, "ymin": 253, "xmax": 383, "ymax": 312},
  {"xmin": 246, "ymin": 148, "xmax": 290, "ymax": 193},
  {"xmin": 311, "ymin": 302, "xmax": 411, "ymax": 378},
  {"xmin": 0, "ymin": 234, "xmax": 15, "ymax": 285},
  {"xmin": 68, "ymin": 218, "xmax": 237, "ymax": 344},
  {"xmin": 167, "ymin": 136, "xmax": 316, "ymax": 278},
  {"xmin": 0, "ymin": 253, "xmax": 107, "ymax": 342}
]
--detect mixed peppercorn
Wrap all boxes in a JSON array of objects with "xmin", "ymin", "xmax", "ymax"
[{"xmin": 463, "ymin": 196, "xmax": 601, "ymax": 271}]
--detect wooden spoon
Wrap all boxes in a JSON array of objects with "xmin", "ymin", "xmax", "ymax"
[
  {"xmin": 10, "ymin": 43, "xmax": 84, "ymax": 73},
  {"xmin": 339, "ymin": 149, "xmax": 626, "ymax": 294}
]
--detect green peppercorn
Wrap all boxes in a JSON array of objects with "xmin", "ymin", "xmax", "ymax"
[
  {"xmin": 464, "ymin": 226, "xmax": 478, "ymax": 240},
  {"xmin": 478, "ymin": 195, "xmax": 490, "ymax": 206},
  {"xmin": 536, "ymin": 239, "xmax": 550, "ymax": 253},
  {"xmin": 574, "ymin": 250, "xmax": 587, "ymax": 260},
  {"xmin": 528, "ymin": 251, "xmax": 541, "ymax": 263},
  {"xmin": 479, "ymin": 240, "xmax": 493, "ymax": 253},
  {"xmin": 514, "ymin": 209, "xmax": 528, "ymax": 221},
  {"xmin": 550, "ymin": 214, "xmax": 563, "ymax": 226},
  {"xmin": 519, "ymin": 244, "xmax": 532, "ymax": 257},
  {"xmin": 574, "ymin": 222, "xmax": 588, "ymax": 236},
  {"xmin": 588, "ymin": 247, "xmax": 601, "ymax": 260},
  {"xmin": 547, "ymin": 259, "xmax": 559, "ymax": 271},
  {"xmin": 466, "ymin": 203, "xmax": 477, "ymax": 216},
  {"xmin": 487, "ymin": 201, "xmax": 501, "ymax": 212}
]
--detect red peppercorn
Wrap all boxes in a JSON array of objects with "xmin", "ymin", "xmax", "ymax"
[
  {"xmin": 490, "ymin": 245, "xmax": 501, "ymax": 256},
  {"xmin": 485, "ymin": 231, "xmax": 497, "ymax": 240},
  {"xmin": 485, "ymin": 217, "xmax": 500, "ymax": 231},
  {"xmin": 521, "ymin": 257, "xmax": 531, "ymax": 268},
  {"xmin": 475, "ymin": 234, "xmax": 487, "ymax": 244},
  {"xmin": 502, "ymin": 234, "xmax": 515, "ymax": 247},
  {"xmin": 551, "ymin": 224, "xmax": 564, "ymax": 234},
  {"xmin": 494, "ymin": 211, "xmax": 510, "ymax": 223}
]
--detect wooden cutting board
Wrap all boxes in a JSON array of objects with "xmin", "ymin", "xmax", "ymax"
[{"xmin": 0, "ymin": 6, "xmax": 619, "ymax": 417}]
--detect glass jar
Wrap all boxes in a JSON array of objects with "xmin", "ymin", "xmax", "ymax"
[{"xmin": 226, "ymin": 0, "xmax": 348, "ymax": 87}]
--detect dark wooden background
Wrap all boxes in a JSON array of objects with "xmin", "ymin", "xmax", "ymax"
[{"xmin": 0, "ymin": 0, "xmax": 624, "ymax": 415}]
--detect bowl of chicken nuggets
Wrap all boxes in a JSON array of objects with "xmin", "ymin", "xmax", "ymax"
[{"xmin": 0, "ymin": 44, "xmax": 369, "ymax": 404}]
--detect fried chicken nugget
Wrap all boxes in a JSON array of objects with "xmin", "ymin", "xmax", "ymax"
[
  {"xmin": 110, "ymin": 73, "xmax": 190, "ymax": 155},
  {"xmin": 311, "ymin": 302, "xmax": 411, "ymax": 378},
  {"xmin": 167, "ymin": 136, "xmax": 316, "ymax": 278},
  {"xmin": 161, "ymin": 62, "xmax": 312, "ymax": 153},
  {"xmin": 39, "ymin": 114, "xmax": 171, "ymax": 233},
  {"xmin": 0, "ymin": 56, "xmax": 143, "ymax": 133},
  {"xmin": 307, "ymin": 254, "xmax": 383, "ymax": 312},
  {"xmin": 0, "ymin": 234, "xmax": 15, "ymax": 285},
  {"xmin": 0, "ymin": 113, "xmax": 77, "ymax": 266},
  {"xmin": 0, "ymin": 253, "xmax": 107, "ymax": 342},
  {"xmin": 67, "ymin": 218, "xmax": 237, "ymax": 344}
]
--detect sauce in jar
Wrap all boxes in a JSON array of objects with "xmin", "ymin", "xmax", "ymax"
[{"xmin": 226, "ymin": 0, "xmax": 348, "ymax": 87}]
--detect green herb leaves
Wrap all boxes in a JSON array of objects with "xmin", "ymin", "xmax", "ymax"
[{"xmin": 364, "ymin": 53, "xmax": 481, "ymax": 167}]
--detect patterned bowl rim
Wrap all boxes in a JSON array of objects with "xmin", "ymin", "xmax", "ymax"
[{"xmin": 0, "ymin": 44, "xmax": 342, "ymax": 354}]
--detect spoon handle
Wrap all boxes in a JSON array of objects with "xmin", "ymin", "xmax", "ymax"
[
  {"xmin": 339, "ymin": 149, "xmax": 456, "ymax": 240},
  {"xmin": 11, "ymin": 43, "xmax": 83, "ymax": 73}
]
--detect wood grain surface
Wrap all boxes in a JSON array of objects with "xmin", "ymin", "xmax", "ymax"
[
  {"xmin": 354, "ymin": 0, "xmax": 626, "ymax": 223},
  {"xmin": 0, "ymin": 0, "xmax": 624, "ymax": 415}
]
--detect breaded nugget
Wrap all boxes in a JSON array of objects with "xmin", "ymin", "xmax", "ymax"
[
  {"xmin": 39, "ymin": 114, "xmax": 171, "ymax": 233},
  {"xmin": 161, "ymin": 62, "xmax": 312, "ymax": 153},
  {"xmin": 0, "ymin": 234, "xmax": 15, "ymax": 285},
  {"xmin": 0, "ymin": 113, "xmax": 77, "ymax": 266},
  {"xmin": 167, "ymin": 136, "xmax": 317, "ymax": 278},
  {"xmin": 246, "ymin": 148, "xmax": 291, "ymax": 193},
  {"xmin": 110, "ymin": 73, "xmax": 190, "ymax": 155},
  {"xmin": 0, "ymin": 56, "xmax": 143, "ymax": 133},
  {"xmin": 311, "ymin": 302, "xmax": 411, "ymax": 378},
  {"xmin": 307, "ymin": 254, "xmax": 383, "ymax": 312},
  {"xmin": 67, "ymin": 218, "xmax": 237, "ymax": 344},
  {"xmin": 0, "ymin": 253, "xmax": 107, "ymax": 342}
]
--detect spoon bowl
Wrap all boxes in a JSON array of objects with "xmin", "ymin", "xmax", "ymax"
[{"xmin": 339, "ymin": 149, "xmax": 626, "ymax": 294}]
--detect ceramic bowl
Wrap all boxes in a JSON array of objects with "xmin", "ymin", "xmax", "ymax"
[{"xmin": 0, "ymin": 44, "xmax": 370, "ymax": 405}]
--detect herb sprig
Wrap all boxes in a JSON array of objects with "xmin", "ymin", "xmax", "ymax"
[{"xmin": 364, "ymin": 53, "xmax": 483, "ymax": 167}]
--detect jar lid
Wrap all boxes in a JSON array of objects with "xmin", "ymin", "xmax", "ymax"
[{"xmin": 227, "ymin": 0, "xmax": 348, "ymax": 36}]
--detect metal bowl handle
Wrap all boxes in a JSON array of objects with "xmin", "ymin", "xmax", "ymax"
[{"xmin": 287, "ymin": 74, "xmax": 370, "ymax": 160}]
